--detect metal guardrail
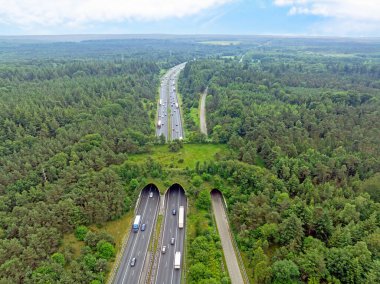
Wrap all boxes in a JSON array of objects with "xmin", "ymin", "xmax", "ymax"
[
  {"xmin": 219, "ymin": 193, "xmax": 250, "ymax": 284},
  {"xmin": 143, "ymin": 205, "xmax": 160, "ymax": 284},
  {"xmin": 107, "ymin": 226, "xmax": 131, "ymax": 284},
  {"xmin": 181, "ymin": 202, "xmax": 188, "ymax": 284},
  {"xmin": 107, "ymin": 191, "xmax": 143, "ymax": 284},
  {"xmin": 149, "ymin": 195, "xmax": 166, "ymax": 284},
  {"xmin": 209, "ymin": 205, "xmax": 227, "ymax": 277}
]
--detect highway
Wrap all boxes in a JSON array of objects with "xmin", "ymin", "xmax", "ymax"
[
  {"xmin": 155, "ymin": 185, "xmax": 187, "ymax": 284},
  {"xmin": 113, "ymin": 186, "xmax": 160, "ymax": 284},
  {"xmin": 156, "ymin": 63, "xmax": 186, "ymax": 141},
  {"xmin": 211, "ymin": 190, "xmax": 246, "ymax": 284}
]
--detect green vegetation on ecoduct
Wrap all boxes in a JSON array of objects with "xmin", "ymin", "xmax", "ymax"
[
  {"xmin": 0, "ymin": 36, "xmax": 379, "ymax": 284},
  {"xmin": 179, "ymin": 46, "xmax": 380, "ymax": 283}
]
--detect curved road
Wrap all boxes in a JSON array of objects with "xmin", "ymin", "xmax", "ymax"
[
  {"xmin": 211, "ymin": 191, "xmax": 245, "ymax": 284},
  {"xmin": 155, "ymin": 185, "xmax": 187, "ymax": 284},
  {"xmin": 199, "ymin": 87, "xmax": 208, "ymax": 136},
  {"xmin": 113, "ymin": 186, "xmax": 160, "ymax": 284}
]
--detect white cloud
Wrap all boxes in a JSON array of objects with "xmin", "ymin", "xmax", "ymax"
[
  {"xmin": 0, "ymin": 0, "xmax": 234, "ymax": 29},
  {"xmin": 274, "ymin": 0, "xmax": 380, "ymax": 21},
  {"xmin": 273, "ymin": 0, "xmax": 380, "ymax": 36}
]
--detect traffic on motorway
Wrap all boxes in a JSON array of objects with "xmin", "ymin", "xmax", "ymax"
[
  {"xmin": 113, "ymin": 184, "xmax": 187, "ymax": 284},
  {"xmin": 113, "ymin": 186, "xmax": 160, "ymax": 284},
  {"xmin": 114, "ymin": 62, "xmax": 188, "ymax": 284},
  {"xmin": 155, "ymin": 184, "xmax": 187, "ymax": 284},
  {"xmin": 156, "ymin": 63, "xmax": 186, "ymax": 141}
]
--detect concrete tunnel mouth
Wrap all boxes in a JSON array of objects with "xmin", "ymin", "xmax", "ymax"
[
  {"xmin": 210, "ymin": 188, "xmax": 223, "ymax": 196},
  {"xmin": 140, "ymin": 183, "xmax": 160, "ymax": 197},
  {"xmin": 165, "ymin": 183, "xmax": 186, "ymax": 197},
  {"xmin": 210, "ymin": 188, "xmax": 228, "ymax": 209}
]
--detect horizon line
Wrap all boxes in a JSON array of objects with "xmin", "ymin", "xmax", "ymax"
[{"xmin": 1, "ymin": 33, "xmax": 380, "ymax": 41}]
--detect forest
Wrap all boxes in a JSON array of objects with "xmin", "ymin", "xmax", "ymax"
[
  {"xmin": 0, "ymin": 37, "xmax": 238, "ymax": 283},
  {"xmin": 0, "ymin": 36, "xmax": 379, "ymax": 283},
  {"xmin": 179, "ymin": 41, "xmax": 380, "ymax": 283}
]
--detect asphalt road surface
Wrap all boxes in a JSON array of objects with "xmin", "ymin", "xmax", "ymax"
[
  {"xmin": 155, "ymin": 185, "xmax": 187, "ymax": 284},
  {"xmin": 113, "ymin": 186, "xmax": 160, "ymax": 284},
  {"xmin": 211, "ymin": 191, "xmax": 244, "ymax": 284},
  {"xmin": 156, "ymin": 63, "xmax": 186, "ymax": 141},
  {"xmin": 200, "ymin": 87, "xmax": 208, "ymax": 136}
]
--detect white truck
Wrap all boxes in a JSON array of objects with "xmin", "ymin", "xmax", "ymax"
[
  {"xmin": 159, "ymin": 99, "xmax": 162, "ymax": 105},
  {"xmin": 178, "ymin": 206, "xmax": 184, "ymax": 229},
  {"xmin": 175, "ymin": 102, "xmax": 179, "ymax": 108},
  {"xmin": 157, "ymin": 119, "xmax": 162, "ymax": 128},
  {"xmin": 133, "ymin": 215, "xmax": 141, "ymax": 232},
  {"xmin": 174, "ymin": 251, "xmax": 181, "ymax": 269}
]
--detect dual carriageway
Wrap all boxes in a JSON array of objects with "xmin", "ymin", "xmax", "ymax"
[
  {"xmin": 112, "ymin": 63, "xmax": 247, "ymax": 284},
  {"xmin": 113, "ymin": 184, "xmax": 187, "ymax": 284},
  {"xmin": 156, "ymin": 63, "xmax": 186, "ymax": 141},
  {"xmin": 113, "ymin": 63, "xmax": 187, "ymax": 284}
]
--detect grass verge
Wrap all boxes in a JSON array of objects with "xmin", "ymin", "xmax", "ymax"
[{"xmin": 128, "ymin": 143, "xmax": 228, "ymax": 171}]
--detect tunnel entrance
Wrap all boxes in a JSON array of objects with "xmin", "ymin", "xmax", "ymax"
[
  {"xmin": 141, "ymin": 183, "xmax": 160, "ymax": 196},
  {"xmin": 137, "ymin": 184, "xmax": 160, "ymax": 209},
  {"xmin": 210, "ymin": 188, "xmax": 223, "ymax": 196},
  {"xmin": 166, "ymin": 183, "xmax": 186, "ymax": 196},
  {"xmin": 155, "ymin": 183, "xmax": 187, "ymax": 282}
]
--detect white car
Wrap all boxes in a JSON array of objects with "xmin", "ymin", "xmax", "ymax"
[{"xmin": 149, "ymin": 192, "xmax": 153, "ymax": 198}]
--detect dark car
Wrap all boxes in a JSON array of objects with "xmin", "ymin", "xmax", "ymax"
[
  {"xmin": 130, "ymin": 257, "xmax": 136, "ymax": 267},
  {"xmin": 172, "ymin": 209, "xmax": 176, "ymax": 215},
  {"xmin": 141, "ymin": 224, "xmax": 146, "ymax": 231}
]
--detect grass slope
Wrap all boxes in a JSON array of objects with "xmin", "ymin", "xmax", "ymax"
[{"xmin": 128, "ymin": 143, "xmax": 228, "ymax": 170}]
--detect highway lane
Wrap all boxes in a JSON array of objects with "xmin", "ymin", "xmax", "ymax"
[
  {"xmin": 113, "ymin": 186, "xmax": 160, "ymax": 284},
  {"xmin": 211, "ymin": 190, "xmax": 246, "ymax": 284},
  {"xmin": 156, "ymin": 75, "xmax": 169, "ymax": 140},
  {"xmin": 156, "ymin": 63, "xmax": 186, "ymax": 141},
  {"xmin": 155, "ymin": 185, "xmax": 187, "ymax": 284},
  {"xmin": 169, "ymin": 64, "xmax": 185, "ymax": 140}
]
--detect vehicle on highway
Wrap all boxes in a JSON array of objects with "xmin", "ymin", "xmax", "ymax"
[
  {"xmin": 130, "ymin": 257, "xmax": 136, "ymax": 267},
  {"xmin": 133, "ymin": 215, "xmax": 141, "ymax": 232},
  {"xmin": 171, "ymin": 237, "xmax": 175, "ymax": 245},
  {"xmin": 175, "ymin": 102, "xmax": 179, "ymax": 108},
  {"xmin": 141, "ymin": 223, "xmax": 146, "ymax": 231},
  {"xmin": 172, "ymin": 209, "xmax": 176, "ymax": 215},
  {"xmin": 174, "ymin": 252, "xmax": 181, "ymax": 269},
  {"xmin": 159, "ymin": 99, "xmax": 162, "ymax": 105},
  {"xmin": 157, "ymin": 119, "xmax": 162, "ymax": 128},
  {"xmin": 149, "ymin": 192, "xmax": 153, "ymax": 198},
  {"xmin": 179, "ymin": 206, "xmax": 184, "ymax": 229},
  {"xmin": 162, "ymin": 246, "xmax": 167, "ymax": 254}
]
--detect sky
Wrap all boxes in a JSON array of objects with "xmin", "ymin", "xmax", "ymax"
[{"xmin": 0, "ymin": 0, "xmax": 379, "ymax": 37}]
